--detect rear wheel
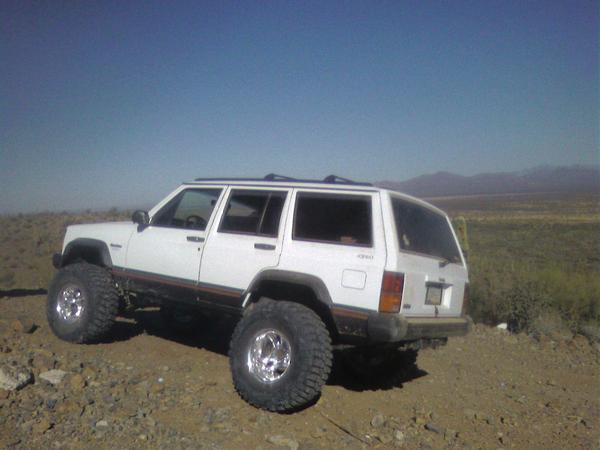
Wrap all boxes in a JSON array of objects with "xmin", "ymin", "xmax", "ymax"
[
  {"xmin": 47, "ymin": 263, "xmax": 119, "ymax": 343},
  {"xmin": 229, "ymin": 298, "xmax": 332, "ymax": 412}
]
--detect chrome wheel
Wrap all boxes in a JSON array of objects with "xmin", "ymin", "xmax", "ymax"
[
  {"xmin": 247, "ymin": 329, "xmax": 292, "ymax": 383},
  {"xmin": 56, "ymin": 284, "xmax": 85, "ymax": 322}
]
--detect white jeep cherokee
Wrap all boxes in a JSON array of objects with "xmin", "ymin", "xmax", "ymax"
[{"xmin": 48, "ymin": 174, "xmax": 471, "ymax": 411}]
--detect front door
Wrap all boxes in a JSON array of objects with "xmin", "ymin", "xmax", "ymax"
[{"xmin": 124, "ymin": 187, "xmax": 224, "ymax": 284}]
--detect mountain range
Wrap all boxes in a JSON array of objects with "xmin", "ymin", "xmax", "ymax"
[{"xmin": 377, "ymin": 165, "xmax": 600, "ymax": 198}]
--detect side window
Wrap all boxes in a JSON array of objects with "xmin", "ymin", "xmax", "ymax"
[
  {"xmin": 219, "ymin": 190, "xmax": 287, "ymax": 237},
  {"xmin": 293, "ymin": 193, "xmax": 373, "ymax": 246},
  {"xmin": 152, "ymin": 189, "xmax": 222, "ymax": 230}
]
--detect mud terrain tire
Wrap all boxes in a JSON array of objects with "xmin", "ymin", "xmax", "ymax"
[
  {"xmin": 47, "ymin": 262, "xmax": 119, "ymax": 343},
  {"xmin": 229, "ymin": 298, "xmax": 332, "ymax": 412}
]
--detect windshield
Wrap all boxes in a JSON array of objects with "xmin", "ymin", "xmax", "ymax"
[{"xmin": 392, "ymin": 198, "xmax": 462, "ymax": 263}]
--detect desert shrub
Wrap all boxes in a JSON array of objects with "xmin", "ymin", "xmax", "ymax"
[
  {"xmin": 529, "ymin": 311, "xmax": 572, "ymax": 340},
  {"xmin": 469, "ymin": 261, "xmax": 600, "ymax": 334}
]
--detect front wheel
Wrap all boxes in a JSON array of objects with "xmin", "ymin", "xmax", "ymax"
[
  {"xmin": 229, "ymin": 298, "xmax": 332, "ymax": 412},
  {"xmin": 47, "ymin": 263, "xmax": 119, "ymax": 343}
]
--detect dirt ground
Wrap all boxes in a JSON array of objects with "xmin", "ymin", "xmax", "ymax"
[{"xmin": 1, "ymin": 295, "xmax": 598, "ymax": 449}]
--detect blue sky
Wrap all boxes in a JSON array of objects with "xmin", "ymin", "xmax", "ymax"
[{"xmin": 1, "ymin": 1, "xmax": 598, "ymax": 213}]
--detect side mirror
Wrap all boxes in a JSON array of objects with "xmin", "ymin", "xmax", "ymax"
[{"xmin": 132, "ymin": 210, "xmax": 150, "ymax": 227}]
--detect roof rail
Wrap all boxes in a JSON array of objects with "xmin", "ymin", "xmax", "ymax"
[
  {"xmin": 264, "ymin": 173, "xmax": 297, "ymax": 181},
  {"xmin": 323, "ymin": 174, "xmax": 358, "ymax": 184},
  {"xmin": 193, "ymin": 174, "xmax": 372, "ymax": 186}
]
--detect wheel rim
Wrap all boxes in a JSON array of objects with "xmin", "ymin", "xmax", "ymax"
[
  {"xmin": 56, "ymin": 283, "xmax": 85, "ymax": 322},
  {"xmin": 247, "ymin": 329, "xmax": 292, "ymax": 383}
]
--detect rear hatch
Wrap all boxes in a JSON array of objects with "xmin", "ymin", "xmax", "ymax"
[{"xmin": 390, "ymin": 196, "xmax": 468, "ymax": 317}]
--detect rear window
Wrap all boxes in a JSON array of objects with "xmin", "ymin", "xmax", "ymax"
[
  {"xmin": 392, "ymin": 198, "xmax": 461, "ymax": 263},
  {"xmin": 293, "ymin": 193, "xmax": 372, "ymax": 246}
]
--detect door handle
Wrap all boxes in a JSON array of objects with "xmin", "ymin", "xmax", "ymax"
[
  {"xmin": 254, "ymin": 243, "xmax": 276, "ymax": 250},
  {"xmin": 186, "ymin": 236, "xmax": 205, "ymax": 243}
]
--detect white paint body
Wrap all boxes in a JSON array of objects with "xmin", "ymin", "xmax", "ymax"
[{"xmin": 61, "ymin": 180, "xmax": 469, "ymax": 316}]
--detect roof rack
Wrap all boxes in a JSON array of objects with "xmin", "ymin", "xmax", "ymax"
[{"xmin": 193, "ymin": 174, "xmax": 372, "ymax": 186}]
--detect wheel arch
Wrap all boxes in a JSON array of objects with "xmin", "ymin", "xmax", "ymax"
[
  {"xmin": 60, "ymin": 238, "xmax": 113, "ymax": 268},
  {"xmin": 244, "ymin": 270, "xmax": 339, "ymax": 341}
]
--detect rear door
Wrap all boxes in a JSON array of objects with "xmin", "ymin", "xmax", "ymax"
[
  {"xmin": 199, "ymin": 187, "xmax": 291, "ymax": 291},
  {"xmin": 277, "ymin": 189, "xmax": 386, "ymax": 312}
]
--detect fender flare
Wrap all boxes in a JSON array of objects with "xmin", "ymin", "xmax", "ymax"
[
  {"xmin": 60, "ymin": 238, "xmax": 113, "ymax": 268},
  {"xmin": 244, "ymin": 269, "xmax": 333, "ymax": 305}
]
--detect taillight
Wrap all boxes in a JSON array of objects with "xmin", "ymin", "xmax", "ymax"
[
  {"xmin": 461, "ymin": 283, "xmax": 470, "ymax": 316},
  {"xmin": 379, "ymin": 271, "xmax": 404, "ymax": 313}
]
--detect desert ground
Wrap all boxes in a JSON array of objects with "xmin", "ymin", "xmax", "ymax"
[{"xmin": 1, "ymin": 193, "xmax": 599, "ymax": 449}]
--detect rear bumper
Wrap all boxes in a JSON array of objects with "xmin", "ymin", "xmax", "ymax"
[{"xmin": 367, "ymin": 314, "xmax": 473, "ymax": 343}]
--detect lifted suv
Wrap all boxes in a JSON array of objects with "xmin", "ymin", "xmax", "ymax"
[{"xmin": 48, "ymin": 174, "xmax": 471, "ymax": 411}]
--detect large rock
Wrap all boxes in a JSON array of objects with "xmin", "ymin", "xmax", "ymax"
[
  {"xmin": 69, "ymin": 373, "xmax": 86, "ymax": 391},
  {"xmin": 266, "ymin": 435, "xmax": 299, "ymax": 450},
  {"xmin": 11, "ymin": 318, "xmax": 36, "ymax": 334},
  {"xmin": 0, "ymin": 364, "xmax": 33, "ymax": 391},
  {"xmin": 39, "ymin": 369, "xmax": 68, "ymax": 385}
]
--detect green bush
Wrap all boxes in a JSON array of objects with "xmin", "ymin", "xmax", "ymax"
[{"xmin": 469, "ymin": 260, "xmax": 600, "ymax": 334}]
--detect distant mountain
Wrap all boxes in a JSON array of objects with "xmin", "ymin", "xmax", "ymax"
[{"xmin": 377, "ymin": 165, "xmax": 600, "ymax": 197}]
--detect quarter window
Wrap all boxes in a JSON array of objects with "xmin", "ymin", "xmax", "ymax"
[
  {"xmin": 293, "ymin": 193, "xmax": 373, "ymax": 246},
  {"xmin": 152, "ymin": 189, "xmax": 222, "ymax": 230},
  {"xmin": 219, "ymin": 190, "xmax": 287, "ymax": 237}
]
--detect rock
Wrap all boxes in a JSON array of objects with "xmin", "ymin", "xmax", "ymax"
[
  {"xmin": 496, "ymin": 323, "xmax": 508, "ymax": 331},
  {"xmin": 444, "ymin": 429, "xmax": 458, "ymax": 441},
  {"xmin": 11, "ymin": 318, "xmax": 36, "ymax": 334},
  {"xmin": 150, "ymin": 383, "xmax": 164, "ymax": 395},
  {"xmin": 69, "ymin": 373, "xmax": 86, "ymax": 391},
  {"xmin": 378, "ymin": 432, "xmax": 393, "ymax": 444},
  {"xmin": 56, "ymin": 400, "xmax": 82, "ymax": 415},
  {"xmin": 39, "ymin": 369, "xmax": 68, "ymax": 385},
  {"xmin": 266, "ymin": 435, "xmax": 299, "ymax": 450},
  {"xmin": 395, "ymin": 430, "xmax": 405, "ymax": 442},
  {"xmin": 31, "ymin": 349, "xmax": 56, "ymax": 371},
  {"xmin": 371, "ymin": 413, "xmax": 386, "ymax": 428},
  {"xmin": 463, "ymin": 408, "xmax": 477, "ymax": 420},
  {"xmin": 95, "ymin": 419, "xmax": 109, "ymax": 428},
  {"xmin": 32, "ymin": 417, "xmax": 52, "ymax": 434},
  {"xmin": 81, "ymin": 367, "xmax": 96, "ymax": 380},
  {"xmin": 425, "ymin": 422, "xmax": 443, "ymax": 434},
  {"xmin": 0, "ymin": 364, "xmax": 33, "ymax": 391}
]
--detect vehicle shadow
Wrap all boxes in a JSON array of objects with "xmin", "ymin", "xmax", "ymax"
[
  {"xmin": 328, "ymin": 351, "xmax": 428, "ymax": 392},
  {"xmin": 115, "ymin": 307, "xmax": 236, "ymax": 355},
  {"xmin": 114, "ymin": 308, "xmax": 428, "ymax": 392},
  {"xmin": 0, "ymin": 288, "xmax": 48, "ymax": 298}
]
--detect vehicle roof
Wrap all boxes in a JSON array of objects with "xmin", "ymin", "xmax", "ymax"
[{"xmin": 183, "ymin": 175, "xmax": 448, "ymax": 216}]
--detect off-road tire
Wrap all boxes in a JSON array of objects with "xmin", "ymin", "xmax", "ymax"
[
  {"xmin": 229, "ymin": 298, "xmax": 332, "ymax": 412},
  {"xmin": 47, "ymin": 262, "xmax": 119, "ymax": 343},
  {"xmin": 341, "ymin": 347, "xmax": 418, "ymax": 388}
]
